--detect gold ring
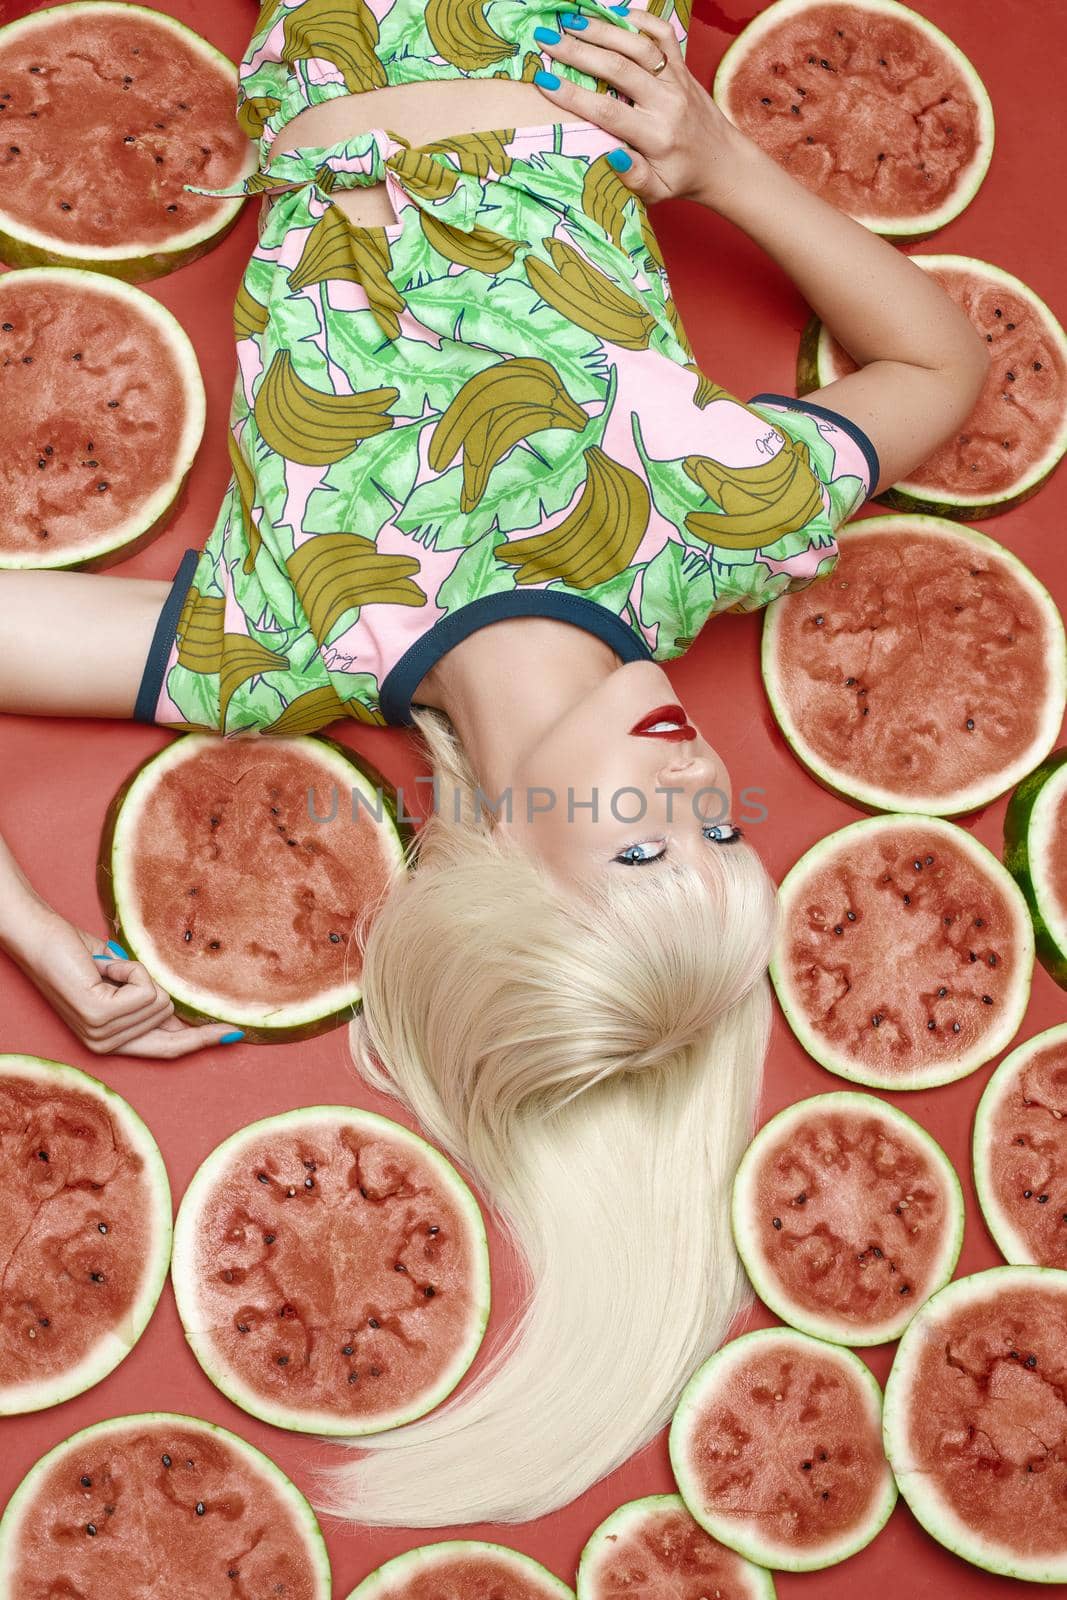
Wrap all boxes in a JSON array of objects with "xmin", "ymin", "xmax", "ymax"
[{"xmin": 650, "ymin": 50, "xmax": 669, "ymax": 75}]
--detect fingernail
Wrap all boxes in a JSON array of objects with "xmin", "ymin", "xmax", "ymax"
[
  {"xmin": 534, "ymin": 69, "xmax": 561, "ymax": 90},
  {"xmin": 92, "ymin": 953, "xmax": 111, "ymax": 962},
  {"xmin": 533, "ymin": 26, "xmax": 560, "ymax": 44},
  {"xmin": 106, "ymin": 939, "xmax": 129, "ymax": 959},
  {"xmin": 561, "ymin": 10, "xmax": 588, "ymax": 25},
  {"xmin": 607, "ymin": 147, "xmax": 633, "ymax": 171},
  {"xmin": 220, "ymin": 1030, "xmax": 245, "ymax": 1044},
  {"xmin": 610, "ymin": 4, "xmax": 631, "ymax": 13}
]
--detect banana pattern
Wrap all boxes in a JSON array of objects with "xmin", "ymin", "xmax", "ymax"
[
  {"xmin": 425, "ymin": 0, "xmax": 516, "ymax": 71},
  {"xmin": 253, "ymin": 350, "xmax": 399, "ymax": 466},
  {"xmin": 428, "ymin": 357, "xmax": 589, "ymax": 514},
  {"xmin": 150, "ymin": 4, "xmax": 872, "ymax": 736},
  {"xmin": 526, "ymin": 238, "xmax": 657, "ymax": 352},
  {"xmin": 681, "ymin": 436, "xmax": 826, "ymax": 549},
  {"xmin": 497, "ymin": 448, "xmax": 651, "ymax": 589}
]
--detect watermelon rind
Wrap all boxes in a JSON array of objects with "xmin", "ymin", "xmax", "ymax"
[
  {"xmin": 0, "ymin": 267, "xmax": 206, "ymax": 571},
  {"xmin": 770, "ymin": 814, "xmax": 1035, "ymax": 1089},
  {"xmin": 0, "ymin": 3, "xmax": 254, "ymax": 282},
  {"xmin": 972, "ymin": 1024, "xmax": 1067, "ymax": 1264},
  {"xmin": 0, "ymin": 1054, "xmax": 171, "ymax": 1416},
  {"xmin": 883, "ymin": 1265, "xmax": 1067, "ymax": 1583},
  {"xmin": 712, "ymin": 0, "xmax": 994, "ymax": 241},
  {"xmin": 797, "ymin": 258, "xmax": 1067, "ymax": 517},
  {"xmin": 761, "ymin": 516, "xmax": 1067, "ymax": 818},
  {"xmin": 1004, "ymin": 748, "xmax": 1067, "ymax": 989},
  {"xmin": 0, "ymin": 1409, "xmax": 332, "ymax": 1599},
  {"xmin": 171, "ymin": 1105, "xmax": 492, "ymax": 1437},
  {"xmin": 731, "ymin": 1092, "xmax": 964, "ymax": 1346},
  {"xmin": 345, "ymin": 1542, "xmax": 575, "ymax": 1599},
  {"xmin": 97, "ymin": 732, "xmax": 411, "ymax": 1042},
  {"xmin": 669, "ymin": 1327, "xmax": 897, "ymax": 1571},
  {"xmin": 576, "ymin": 1493, "xmax": 777, "ymax": 1600}
]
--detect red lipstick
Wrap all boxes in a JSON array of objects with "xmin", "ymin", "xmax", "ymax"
[{"xmin": 629, "ymin": 703, "xmax": 697, "ymax": 741}]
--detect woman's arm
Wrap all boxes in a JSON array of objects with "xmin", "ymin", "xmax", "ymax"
[{"xmin": 535, "ymin": 10, "xmax": 989, "ymax": 496}]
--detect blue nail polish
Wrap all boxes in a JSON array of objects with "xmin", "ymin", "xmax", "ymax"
[
  {"xmin": 534, "ymin": 69, "xmax": 561, "ymax": 90},
  {"xmin": 561, "ymin": 10, "xmax": 588, "ymax": 26},
  {"xmin": 220, "ymin": 1030, "xmax": 245, "ymax": 1044},
  {"xmin": 106, "ymin": 939, "xmax": 129, "ymax": 959},
  {"xmin": 610, "ymin": 4, "xmax": 631, "ymax": 14},
  {"xmin": 534, "ymin": 26, "xmax": 560, "ymax": 44},
  {"xmin": 92, "ymin": 953, "xmax": 111, "ymax": 962},
  {"xmin": 607, "ymin": 147, "xmax": 633, "ymax": 171}
]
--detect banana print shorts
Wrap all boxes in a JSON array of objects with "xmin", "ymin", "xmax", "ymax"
[{"xmin": 142, "ymin": 118, "xmax": 877, "ymax": 736}]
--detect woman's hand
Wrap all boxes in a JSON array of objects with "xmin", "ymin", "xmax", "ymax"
[
  {"xmin": 4, "ymin": 901, "xmax": 244, "ymax": 1059},
  {"xmin": 532, "ymin": 8, "xmax": 750, "ymax": 210}
]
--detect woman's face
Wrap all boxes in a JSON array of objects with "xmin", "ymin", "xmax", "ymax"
[{"xmin": 499, "ymin": 662, "xmax": 737, "ymax": 881}]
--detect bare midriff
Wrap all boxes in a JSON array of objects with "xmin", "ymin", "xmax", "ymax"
[{"xmin": 270, "ymin": 78, "xmax": 591, "ymax": 227}]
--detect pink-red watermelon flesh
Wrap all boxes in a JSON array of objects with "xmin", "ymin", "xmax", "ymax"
[
  {"xmin": 798, "ymin": 260, "xmax": 1067, "ymax": 516},
  {"xmin": 0, "ymin": 1414, "xmax": 330, "ymax": 1597},
  {"xmin": 0, "ymin": 3, "xmax": 250, "ymax": 277},
  {"xmin": 0, "ymin": 1058, "xmax": 168, "ymax": 1413},
  {"xmin": 713, "ymin": 0, "xmax": 992, "ymax": 237},
  {"xmin": 733, "ymin": 1094, "xmax": 961, "ymax": 1344},
  {"xmin": 975, "ymin": 1030, "xmax": 1067, "ymax": 1267},
  {"xmin": 772, "ymin": 816, "xmax": 1032, "ymax": 1089},
  {"xmin": 350, "ymin": 1545, "xmax": 572, "ymax": 1599},
  {"xmin": 886, "ymin": 1271, "xmax": 1067, "ymax": 1579},
  {"xmin": 172, "ymin": 1110, "xmax": 489, "ymax": 1434},
  {"xmin": 0, "ymin": 270, "xmax": 202, "ymax": 568},
  {"xmin": 578, "ymin": 1495, "xmax": 775, "ymax": 1600},
  {"xmin": 99, "ymin": 735, "xmax": 408, "ymax": 1039},
  {"xmin": 669, "ymin": 1328, "xmax": 895, "ymax": 1570},
  {"xmin": 761, "ymin": 518, "xmax": 1066, "ymax": 816}
]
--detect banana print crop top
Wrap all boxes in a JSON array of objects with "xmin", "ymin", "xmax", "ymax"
[{"xmin": 238, "ymin": 0, "xmax": 692, "ymax": 154}]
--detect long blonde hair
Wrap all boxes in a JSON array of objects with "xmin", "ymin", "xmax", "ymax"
[{"xmin": 314, "ymin": 710, "xmax": 777, "ymax": 1526}]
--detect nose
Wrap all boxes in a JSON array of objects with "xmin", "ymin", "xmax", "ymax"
[{"xmin": 656, "ymin": 752, "xmax": 717, "ymax": 788}]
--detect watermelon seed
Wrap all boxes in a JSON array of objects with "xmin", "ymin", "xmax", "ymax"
[
  {"xmin": 183, "ymin": 930, "xmax": 191, "ymax": 941},
  {"xmin": 304, "ymin": 1175, "xmax": 314, "ymax": 1189},
  {"xmin": 89, "ymin": 1272, "xmax": 105, "ymax": 1283},
  {"xmin": 257, "ymin": 1172, "xmax": 269, "ymax": 1183},
  {"xmin": 845, "ymin": 677, "xmax": 855, "ymax": 686},
  {"xmin": 1, "ymin": 323, "xmax": 10, "ymax": 330},
  {"xmin": 1009, "ymin": 1350, "xmax": 1018, "ymax": 1359},
  {"xmin": 154, "ymin": 121, "xmax": 164, "ymax": 129},
  {"xmin": 819, "ymin": 1452, "xmax": 828, "ymax": 1460},
  {"xmin": 8, "ymin": 145, "xmax": 19, "ymax": 154},
  {"xmin": 873, "ymin": 1247, "xmax": 883, "ymax": 1257},
  {"xmin": 833, "ymin": 925, "xmax": 843, "ymax": 935},
  {"xmin": 39, "ymin": 1316, "xmax": 49, "ymax": 1326},
  {"xmin": 975, "ymin": 918, "xmax": 985, "ymax": 927},
  {"xmin": 1034, "ymin": 361, "xmax": 1042, "ymax": 370},
  {"xmin": 1006, "ymin": 371, "xmax": 1015, "ymax": 381},
  {"xmin": 994, "ymin": 308, "xmax": 1002, "ymax": 317},
  {"xmin": 982, "ymin": 995, "xmax": 993, "ymax": 1005},
  {"xmin": 937, "ymin": 987, "xmax": 947, "ymax": 997},
  {"xmin": 86, "ymin": 1523, "xmax": 97, "ymax": 1536},
  {"xmin": 1007, "ymin": 322, "xmax": 1015, "ymax": 329},
  {"xmin": 342, "ymin": 1344, "xmax": 353, "ymax": 1355},
  {"xmin": 877, "ymin": 152, "xmax": 884, "ymax": 161},
  {"xmin": 154, "ymin": 155, "xmax": 163, "ymax": 165},
  {"xmin": 166, "ymin": 204, "xmax": 178, "ymax": 212},
  {"xmin": 1015, "ymin": 1137, "xmax": 1025, "ymax": 1145},
  {"xmin": 124, "ymin": 135, "xmax": 135, "ymax": 143},
  {"xmin": 348, "ymin": 1372, "xmax": 359, "ymax": 1383},
  {"xmin": 329, "ymin": 932, "xmax": 341, "ymax": 943},
  {"xmin": 195, "ymin": 1502, "xmax": 205, "ymax": 1516},
  {"xmin": 846, "ymin": 911, "xmax": 856, "ymax": 921},
  {"xmin": 96, "ymin": 482, "xmax": 109, "ymax": 492},
  {"xmin": 821, "ymin": 1491, "xmax": 830, "ymax": 1499},
  {"xmin": 424, "ymin": 1285, "xmax": 436, "ymax": 1297},
  {"xmin": 952, "ymin": 1023, "xmax": 960, "ymax": 1033},
  {"xmin": 286, "ymin": 1186, "xmax": 296, "ymax": 1197},
  {"xmin": 395, "ymin": 1262, "xmax": 407, "ymax": 1272},
  {"xmin": 1038, "ymin": 1195, "xmax": 1049, "ymax": 1203},
  {"xmin": 1024, "ymin": 1190, "xmax": 1033, "ymax": 1198},
  {"xmin": 772, "ymin": 1217, "xmax": 782, "ymax": 1229},
  {"xmin": 927, "ymin": 1021, "xmax": 936, "ymax": 1030},
  {"xmin": 1026, "ymin": 1355, "xmax": 1037, "ymax": 1368},
  {"xmin": 186, "ymin": 1459, "xmax": 194, "ymax": 1468},
  {"xmin": 228, "ymin": 1570, "xmax": 239, "ymax": 1579},
  {"xmin": 913, "ymin": 860, "xmax": 922, "ymax": 871},
  {"xmin": 969, "ymin": 951, "xmax": 977, "ymax": 962},
  {"xmin": 794, "ymin": 1193, "xmax": 806, "ymax": 1204},
  {"xmin": 276, "ymin": 1355, "xmax": 289, "ymax": 1365},
  {"xmin": 98, "ymin": 1222, "xmax": 108, "ymax": 1234},
  {"xmin": 161, "ymin": 1454, "xmax": 171, "ymax": 1466},
  {"xmin": 899, "ymin": 1284, "xmax": 911, "ymax": 1294},
  {"xmin": 806, "ymin": 135, "xmax": 814, "ymax": 143},
  {"xmin": 37, "ymin": 460, "xmax": 46, "ymax": 469},
  {"xmin": 123, "ymin": 75, "xmax": 133, "ymax": 84},
  {"xmin": 902, "ymin": 895, "xmax": 911, "ymax": 905},
  {"xmin": 966, "ymin": 718, "xmax": 975, "ymax": 730},
  {"xmin": 429, "ymin": 1225, "xmax": 439, "ymax": 1234},
  {"xmin": 871, "ymin": 1014, "xmax": 883, "ymax": 1027},
  {"xmin": 264, "ymin": 1233, "xmax": 275, "ymax": 1244},
  {"xmin": 802, "ymin": 1460, "xmax": 812, "ymax": 1469},
  {"xmin": 760, "ymin": 95, "xmax": 770, "ymax": 104},
  {"xmin": 985, "ymin": 334, "xmax": 993, "ymax": 342},
  {"xmin": 369, "ymin": 1316, "xmax": 380, "ymax": 1327},
  {"xmin": 209, "ymin": 940, "xmax": 220, "ymax": 950},
  {"xmin": 81, "ymin": 1475, "xmax": 91, "ymax": 1487},
  {"xmin": 236, "ymin": 1323, "xmax": 249, "ymax": 1333},
  {"xmin": 303, "ymin": 1158, "xmax": 316, "ymax": 1171},
  {"xmin": 790, "ymin": 105, "xmax": 799, "ymax": 114},
  {"xmin": 107, "ymin": 399, "xmax": 119, "ymax": 407},
  {"xmin": 814, "ymin": 614, "xmax": 824, "ymax": 625}
]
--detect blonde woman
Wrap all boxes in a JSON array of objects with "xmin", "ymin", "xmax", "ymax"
[{"xmin": 0, "ymin": 3, "xmax": 986, "ymax": 1523}]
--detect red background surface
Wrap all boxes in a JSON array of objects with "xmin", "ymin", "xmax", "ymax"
[{"xmin": 2, "ymin": 0, "xmax": 1065, "ymax": 1593}]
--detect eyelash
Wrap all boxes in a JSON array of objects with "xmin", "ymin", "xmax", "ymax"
[{"xmin": 614, "ymin": 823, "xmax": 744, "ymax": 866}]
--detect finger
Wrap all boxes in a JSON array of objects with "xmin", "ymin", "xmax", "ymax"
[
  {"xmin": 539, "ymin": 15, "xmax": 673, "ymax": 99},
  {"xmin": 600, "ymin": 143, "xmax": 664, "ymax": 205},
  {"xmin": 615, "ymin": 7, "xmax": 687, "ymax": 67},
  {"xmin": 81, "ymin": 992, "xmax": 175, "ymax": 1048},
  {"xmin": 89, "ymin": 958, "xmax": 170, "ymax": 1019},
  {"xmin": 532, "ymin": 64, "xmax": 644, "ymax": 142},
  {"xmin": 111, "ymin": 1018, "xmax": 248, "ymax": 1061}
]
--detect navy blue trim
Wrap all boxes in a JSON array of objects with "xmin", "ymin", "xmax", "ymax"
[
  {"xmin": 379, "ymin": 592, "xmax": 652, "ymax": 727},
  {"xmin": 132, "ymin": 547, "xmax": 200, "ymax": 723},
  {"xmin": 748, "ymin": 393, "xmax": 881, "ymax": 495}
]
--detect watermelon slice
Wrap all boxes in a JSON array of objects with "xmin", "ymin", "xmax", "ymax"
[
  {"xmin": 0, "ymin": 2, "xmax": 253, "ymax": 280},
  {"xmin": 713, "ymin": 0, "xmax": 994, "ymax": 240},
  {"xmin": 0, "ymin": 1054, "xmax": 170, "ymax": 1416},
  {"xmin": 883, "ymin": 1266, "xmax": 1067, "ymax": 1583},
  {"xmin": 973, "ymin": 1025, "xmax": 1067, "ymax": 1267},
  {"xmin": 0, "ymin": 267, "xmax": 205, "ymax": 570},
  {"xmin": 171, "ymin": 1106, "xmax": 491, "ymax": 1436},
  {"xmin": 732, "ymin": 1092, "xmax": 963, "ymax": 1346},
  {"xmin": 0, "ymin": 1410, "xmax": 332, "ymax": 1598},
  {"xmin": 345, "ymin": 1542, "xmax": 574, "ymax": 1598},
  {"xmin": 761, "ymin": 516, "xmax": 1067, "ymax": 816},
  {"xmin": 1004, "ymin": 748, "xmax": 1067, "ymax": 989},
  {"xmin": 771, "ymin": 814, "xmax": 1034, "ymax": 1089},
  {"xmin": 97, "ymin": 734, "xmax": 409, "ymax": 1042},
  {"xmin": 798, "ymin": 258, "xmax": 1067, "ymax": 518},
  {"xmin": 669, "ymin": 1327, "xmax": 896, "ymax": 1571},
  {"xmin": 576, "ymin": 1493, "xmax": 777, "ymax": 1599}
]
